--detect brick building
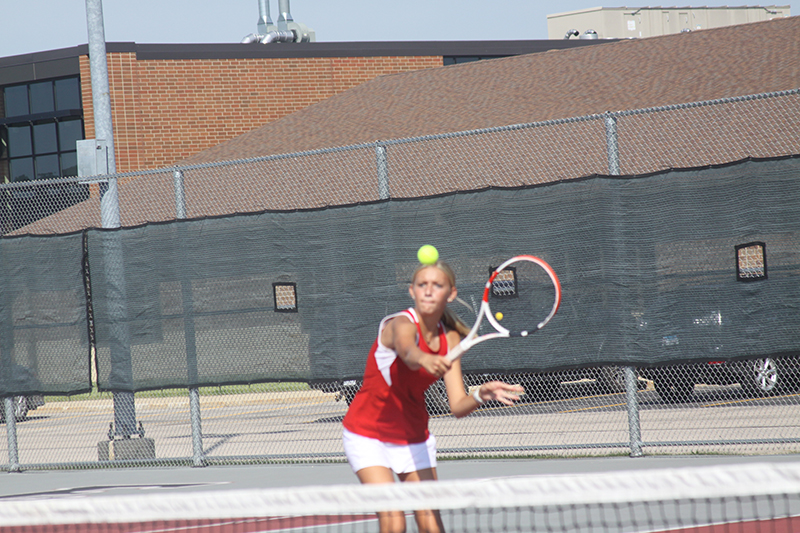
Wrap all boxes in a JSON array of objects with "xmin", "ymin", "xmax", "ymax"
[{"xmin": 0, "ymin": 40, "xmax": 600, "ymax": 181}]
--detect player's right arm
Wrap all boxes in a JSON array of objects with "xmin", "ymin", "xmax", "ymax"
[{"xmin": 382, "ymin": 316, "xmax": 450, "ymax": 378}]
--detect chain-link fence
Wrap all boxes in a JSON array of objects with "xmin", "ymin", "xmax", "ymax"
[{"xmin": 1, "ymin": 89, "xmax": 799, "ymax": 471}]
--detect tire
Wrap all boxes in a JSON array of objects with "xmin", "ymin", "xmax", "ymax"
[
  {"xmin": 519, "ymin": 374, "xmax": 561, "ymax": 401},
  {"xmin": 14, "ymin": 396, "xmax": 29, "ymax": 420},
  {"xmin": 0, "ymin": 396, "xmax": 29, "ymax": 423},
  {"xmin": 739, "ymin": 357, "xmax": 782, "ymax": 397},
  {"xmin": 653, "ymin": 377, "xmax": 694, "ymax": 403},
  {"xmin": 597, "ymin": 367, "xmax": 627, "ymax": 393},
  {"xmin": 341, "ymin": 384, "xmax": 360, "ymax": 405}
]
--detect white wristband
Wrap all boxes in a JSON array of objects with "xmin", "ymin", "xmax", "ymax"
[{"xmin": 472, "ymin": 388, "xmax": 484, "ymax": 405}]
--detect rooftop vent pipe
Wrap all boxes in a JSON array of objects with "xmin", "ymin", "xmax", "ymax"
[
  {"xmin": 257, "ymin": 0, "xmax": 275, "ymax": 35},
  {"xmin": 277, "ymin": 0, "xmax": 293, "ymax": 31},
  {"xmin": 563, "ymin": 29, "xmax": 580, "ymax": 39},
  {"xmin": 241, "ymin": 0, "xmax": 316, "ymax": 44}
]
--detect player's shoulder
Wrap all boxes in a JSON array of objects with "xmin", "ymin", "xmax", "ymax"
[
  {"xmin": 390, "ymin": 308, "xmax": 416, "ymax": 322},
  {"xmin": 444, "ymin": 328, "xmax": 463, "ymax": 343},
  {"xmin": 383, "ymin": 309, "xmax": 415, "ymax": 329},
  {"xmin": 388, "ymin": 312, "xmax": 415, "ymax": 327}
]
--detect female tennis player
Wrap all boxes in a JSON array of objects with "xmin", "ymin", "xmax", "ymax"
[{"xmin": 342, "ymin": 260, "xmax": 524, "ymax": 533}]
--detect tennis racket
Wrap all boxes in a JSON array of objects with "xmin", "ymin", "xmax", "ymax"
[{"xmin": 446, "ymin": 255, "xmax": 561, "ymax": 362}]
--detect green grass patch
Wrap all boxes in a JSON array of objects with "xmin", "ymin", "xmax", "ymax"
[{"xmin": 45, "ymin": 382, "xmax": 311, "ymax": 403}]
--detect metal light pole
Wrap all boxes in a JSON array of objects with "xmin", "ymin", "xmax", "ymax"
[{"xmin": 86, "ymin": 0, "xmax": 137, "ymax": 440}]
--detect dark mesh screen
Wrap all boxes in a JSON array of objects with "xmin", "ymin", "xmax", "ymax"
[
  {"xmin": 0, "ymin": 232, "xmax": 89, "ymax": 395},
  {"xmin": 85, "ymin": 157, "xmax": 800, "ymax": 391}
]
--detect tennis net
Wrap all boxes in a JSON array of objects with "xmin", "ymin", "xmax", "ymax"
[{"xmin": 2, "ymin": 461, "xmax": 800, "ymax": 532}]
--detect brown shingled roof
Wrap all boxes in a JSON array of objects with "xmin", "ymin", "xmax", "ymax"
[
  {"xmin": 184, "ymin": 16, "xmax": 800, "ymax": 164},
  {"xmin": 13, "ymin": 16, "xmax": 800, "ymax": 235}
]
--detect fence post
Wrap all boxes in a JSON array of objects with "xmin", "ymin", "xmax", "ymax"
[
  {"xmin": 174, "ymin": 170, "xmax": 205, "ymax": 467},
  {"xmin": 174, "ymin": 170, "xmax": 187, "ymax": 220},
  {"xmin": 604, "ymin": 113, "xmax": 620, "ymax": 176},
  {"xmin": 625, "ymin": 366, "xmax": 642, "ymax": 457},
  {"xmin": 375, "ymin": 143, "xmax": 390, "ymax": 200},
  {"xmin": 4, "ymin": 397, "xmax": 20, "ymax": 472},
  {"xmin": 605, "ymin": 112, "xmax": 642, "ymax": 457}
]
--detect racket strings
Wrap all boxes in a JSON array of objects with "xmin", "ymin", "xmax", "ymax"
[
  {"xmin": 489, "ymin": 259, "xmax": 557, "ymax": 334},
  {"xmin": 491, "ymin": 269, "xmax": 517, "ymax": 298}
]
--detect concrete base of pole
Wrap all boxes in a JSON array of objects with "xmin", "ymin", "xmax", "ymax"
[{"xmin": 98, "ymin": 438, "xmax": 155, "ymax": 461}]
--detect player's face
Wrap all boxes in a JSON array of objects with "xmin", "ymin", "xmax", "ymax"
[{"xmin": 409, "ymin": 266, "xmax": 457, "ymax": 316}]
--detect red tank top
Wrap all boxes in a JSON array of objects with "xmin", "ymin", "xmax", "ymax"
[{"xmin": 342, "ymin": 308, "xmax": 448, "ymax": 444}]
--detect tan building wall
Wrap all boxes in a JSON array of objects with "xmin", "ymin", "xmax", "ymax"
[{"xmin": 548, "ymin": 6, "xmax": 791, "ymax": 40}]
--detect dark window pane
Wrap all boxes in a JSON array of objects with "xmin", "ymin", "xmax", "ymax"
[
  {"xmin": 10, "ymin": 158, "xmax": 34, "ymax": 182},
  {"xmin": 29, "ymin": 81, "xmax": 55, "ymax": 114},
  {"xmin": 33, "ymin": 122, "xmax": 58, "ymax": 153},
  {"xmin": 3, "ymin": 85, "xmax": 29, "ymax": 117},
  {"xmin": 61, "ymin": 152, "xmax": 77, "ymax": 177},
  {"xmin": 35, "ymin": 154, "xmax": 59, "ymax": 180},
  {"xmin": 55, "ymin": 78, "xmax": 81, "ymax": 110},
  {"xmin": 58, "ymin": 119, "xmax": 83, "ymax": 150},
  {"xmin": 8, "ymin": 124, "xmax": 32, "ymax": 157}
]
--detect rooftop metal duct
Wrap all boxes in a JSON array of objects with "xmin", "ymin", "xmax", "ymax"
[
  {"xmin": 257, "ymin": 0, "xmax": 276, "ymax": 35},
  {"xmin": 241, "ymin": 0, "xmax": 316, "ymax": 44},
  {"xmin": 277, "ymin": 0, "xmax": 293, "ymax": 31}
]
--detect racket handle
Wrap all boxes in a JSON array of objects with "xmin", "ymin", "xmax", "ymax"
[{"xmin": 446, "ymin": 343, "xmax": 466, "ymax": 363}]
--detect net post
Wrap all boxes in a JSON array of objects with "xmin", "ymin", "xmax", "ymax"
[
  {"xmin": 625, "ymin": 366, "xmax": 643, "ymax": 457},
  {"xmin": 4, "ymin": 397, "xmax": 20, "ymax": 472},
  {"xmin": 174, "ymin": 171, "xmax": 205, "ymax": 467},
  {"xmin": 375, "ymin": 143, "xmax": 391, "ymax": 199}
]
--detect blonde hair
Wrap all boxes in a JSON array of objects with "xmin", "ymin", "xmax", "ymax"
[{"xmin": 411, "ymin": 261, "xmax": 471, "ymax": 338}]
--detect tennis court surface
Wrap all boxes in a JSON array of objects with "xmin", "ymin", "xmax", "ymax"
[{"xmin": 1, "ymin": 456, "xmax": 799, "ymax": 532}]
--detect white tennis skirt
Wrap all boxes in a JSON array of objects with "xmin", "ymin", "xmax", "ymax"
[{"xmin": 342, "ymin": 428, "xmax": 437, "ymax": 474}]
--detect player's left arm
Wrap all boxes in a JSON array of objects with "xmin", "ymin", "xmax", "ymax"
[
  {"xmin": 444, "ymin": 330, "xmax": 524, "ymax": 418},
  {"xmin": 443, "ymin": 329, "xmax": 472, "ymax": 418}
]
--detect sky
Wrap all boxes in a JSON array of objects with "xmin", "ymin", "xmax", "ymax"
[{"xmin": 1, "ymin": 0, "xmax": 757, "ymax": 58}]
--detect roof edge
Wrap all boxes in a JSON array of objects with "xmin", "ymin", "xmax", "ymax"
[{"xmin": 0, "ymin": 39, "xmax": 615, "ymax": 67}]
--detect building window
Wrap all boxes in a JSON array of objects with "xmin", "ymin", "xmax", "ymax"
[{"xmin": 0, "ymin": 76, "xmax": 88, "ymax": 233}]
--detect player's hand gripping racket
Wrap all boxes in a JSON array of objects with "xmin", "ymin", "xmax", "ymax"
[{"xmin": 446, "ymin": 255, "xmax": 561, "ymax": 362}]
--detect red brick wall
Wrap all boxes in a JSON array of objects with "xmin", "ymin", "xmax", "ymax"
[
  {"xmin": 81, "ymin": 53, "xmax": 442, "ymax": 173},
  {"xmin": 79, "ymin": 56, "xmax": 94, "ymax": 139}
]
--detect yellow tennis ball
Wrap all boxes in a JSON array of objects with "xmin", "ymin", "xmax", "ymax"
[
  {"xmin": 417, "ymin": 245, "xmax": 439, "ymax": 265},
  {"xmin": 495, "ymin": 312, "xmax": 503, "ymax": 321}
]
